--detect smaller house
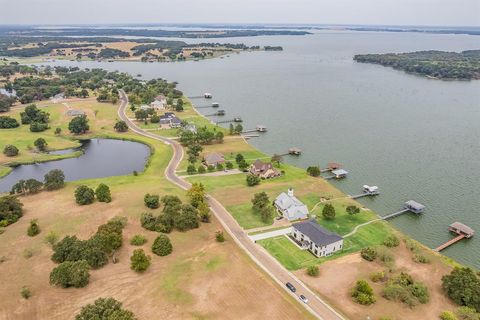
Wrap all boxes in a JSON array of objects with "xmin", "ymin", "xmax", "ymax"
[
  {"xmin": 249, "ymin": 159, "xmax": 280, "ymax": 179},
  {"xmin": 203, "ymin": 153, "xmax": 225, "ymax": 167},
  {"xmin": 292, "ymin": 219, "xmax": 343, "ymax": 257},
  {"xmin": 331, "ymin": 169, "xmax": 348, "ymax": 179},
  {"xmin": 274, "ymin": 188, "xmax": 309, "ymax": 221}
]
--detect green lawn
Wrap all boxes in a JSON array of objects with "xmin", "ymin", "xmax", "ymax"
[{"xmin": 227, "ymin": 203, "xmax": 274, "ymax": 229}]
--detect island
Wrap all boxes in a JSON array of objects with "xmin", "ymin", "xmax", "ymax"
[{"xmin": 353, "ymin": 50, "xmax": 480, "ymax": 80}]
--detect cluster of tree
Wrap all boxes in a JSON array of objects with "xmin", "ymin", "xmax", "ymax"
[
  {"xmin": 0, "ymin": 95, "xmax": 16, "ymax": 112},
  {"xmin": 382, "ymin": 272, "xmax": 429, "ymax": 307},
  {"xmin": 141, "ymin": 194, "xmax": 200, "ymax": 233},
  {"xmin": 186, "ymin": 183, "xmax": 211, "ymax": 223},
  {"xmin": 442, "ymin": 267, "xmax": 480, "ymax": 312},
  {"xmin": 354, "ymin": 50, "xmax": 480, "ymax": 80},
  {"xmin": 264, "ymin": 46, "xmax": 284, "ymax": 51},
  {"xmin": 179, "ymin": 127, "xmax": 224, "ymax": 147},
  {"xmin": 75, "ymin": 297, "xmax": 137, "ymax": 320},
  {"xmin": 251, "ymin": 192, "xmax": 275, "ymax": 222},
  {"xmin": 68, "ymin": 115, "xmax": 89, "ymax": 134},
  {"xmin": 235, "ymin": 153, "xmax": 250, "ymax": 171},
  {"xmin": 0, "ymin": 63, "xmax": 38, "ymax": 78},
  {"xmin": 51, "ymin": 217, "xmax": 127, "ymax": 280},
  {"xmin": 10, "ymin": 178, "xmax": 43, "ymax": 195},
  {"xmin": 0, "ymin": 42, "xmax": 95, "ymax": 57},
  {"xmin": 306, "ymin": 166, "xmax": 321, "ymax": 177},
  {"xmin": 20, "ymin": 104, "xmax": 50, "ymax": 132},
  {"xmin": 74, "ymin": 183, "xmax": 112, "ymax": 205},
  {"xmin": 0, "ymin": 116, "xmax": 19, "ymax": 128},
  {"xmin": 96, "ymin": 88, "xmax": 119, "ymax": 103},
  {"xmin": 229, "ymin": 123, "xmax": 243, "ymax": 135},
  {"xmin": 97, "ymin": 48, "xmax": 130, "ymax": 59},
  {"xmin": 351, "ymin": 280, "xmax": 376, "ymax": 305},
  {"xmin": 127, "ymin": 78, "xmax": 181, "ymax": 108},
  {"xmin": 0, "ymin": 195, "xmax": 23, "ymax": 227}
]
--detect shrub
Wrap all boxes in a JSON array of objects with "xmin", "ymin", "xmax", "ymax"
[
  {"xmin": 382, "ymin": 272, "xmax": 429, "ymax": 307},
  {"xmin": 130, "ymin": 234, "xmax": 147, "ymax": 246},
  {"xmin": 187, "ymin": 164, "xmax": 197, "ymax": 175},
  {"xmin": 68, "ymin": 115, "xmax": 89, "ymax": 134},
  {"xmin": 45, "ymin": 231, "xmax": 59, "ymax": 246},
  {"xmin": 442, "ymin": 267, "xmax": 480, "ymax": 312},
  {"xmin": 20, "ymin": 286, "xmax": 31, "ymax": 299},
  {"xmin": 0, "ymin": 195, "xmax": 23, "ymax": 226},
  {"xmin": 370, "ymin": 271, "xmax": 386, "ymax": 282},
  {"xmin": 306, "ymin": 265, "xmax": 319, "ymax": 277},
  {"xmin": 144, "ymin": 193, "xmax": 160, "ymax": 209},
  {"xmin": 54, "ymin": 127, "xmax": 62, "ymax": 135},
  {"xmin": 130, "ymin": 249, "xmax": 151, "ymax": 273},
  {"xmin": 360, "ymin": 246, "xmax": 377, "ymax": 261},
  {"xmin": 75, "ymin": 297, "xmax": 136, "ymax": 320},
  {"xmin": 246, "ymin": 174, "xmax": 261, "ymax": 186},
  {"xmin": 351, "ymin": 280, "xmax": 376, "ymax": 305},
  {"xmin": 456, "ymin": 307, "xmax": 480, "ymax": 320},
  {"xmin": 173, "ymin": 204, "xmax": 199, "ymax": 231},
  {"xmin": 75, "ymin": 185, "xmax": 95, "ymax": 205},
  {"xmin": 3, "ymin": 144, "xmax": 19, "ymax": 157},
  {"xmin": 413, "ymin": 252, "xmax": 430, "ymax": 264},
  {"xmin": 33, "ymin": 137, "xmax": 48, "ymax": 151},
  {"xmin": 377, "ymin": 247, "xmax": 395, "ymax": 267},
  {"xmin": 95, "ymin": 183, "xmax": 112, "ymax": 203},
  {"xmin": 44, "ymin": 169, "xmax": 65, "ymax": 190},
  {"xmin": 49, "ymin": 260, "xmax": 90, "ymax": 288},
  {"xmin": 383, "ymin": 234, "xmax": 400, "ymax": 247},
  {"xmin": 27, "ymin": 219, "xmax": 40, "ymax": 237},
  {"xmin": 152, "ymin": 234, "xmax": 172, "ymax": 256},
  {"xmin": 306, "ymin": 166, "xmax": 320, "ymax": 177},
  {"xmin": 30, "ymin": 122, "xmax": 49, "ymax": 132},
  {"xmin": 0, "ymin": 116, "xmax": 19, "ymax": 128},
  {"xmin": 346, "ymin": 205, "xmax": 360, "ymax": 215},
  {"xmin": 113, "ymin": 120, "xmax": 128, "ymax": 133},
  {"xmin": 440, "ymin": 311, "xmax": 458, "ymax": 320},
  {"xmin": 225, "ymin": 161, "xmax": 233, "ymax": 170},
  {"xmin": 207, "ymin": 164, "xmax": 215, "ymax": 172},
  {"xmin": 197, "ymin": 165, "xmax": 206, "ymax": 174},
  {"xmin": 215, "ymin": 231, "xmax": 225, "ymax": 242},
  {"xmin": 322, "ymin": 204, "xmax": 336, "ymax": 220},
  {"xmin": 150, "ymin": 114, "xmax": 160, "ymax": 123}
]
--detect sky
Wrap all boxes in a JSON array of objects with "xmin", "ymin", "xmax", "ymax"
[{"xmin": 1, "ymin": 0, "xmax": 479, "ymax": 26}]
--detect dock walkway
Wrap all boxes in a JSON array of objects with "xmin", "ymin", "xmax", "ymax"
[
  {"xmin": 434, "ymin": 234, "xmax": 465, "ymax": 252},
  {"xmin": 382, "ymin": 209, "xmax": 409, "ymax": 220}
]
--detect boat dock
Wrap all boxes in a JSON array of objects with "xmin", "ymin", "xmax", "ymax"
[
  {"xmin": 434, "ymin": 222, "xmax": 475, "ymax": 252},
  {"xmin": 278, "ymin": 148, "xmax": 302, "ymax": 156},
  {"xmin": 216, "ymin": 117, "xmax": 243, "ymax": 124},
  {"xmin": 382, "ymin": 200, "xmax": 425, "ymax": 220},
  {"xmin": 321, "ymin": 162, "xmax": 342, "ymax": 173},
  {"xmin": 349, "ymin": 185, "xmax": 380, "ymax": 199},
  {"xmin": 325, "ymin": 169, "xmax": 349, "ymax": 180},
  {"xmin": 242, "ymin": 125, "xmax": 268, "ymax": 134}
]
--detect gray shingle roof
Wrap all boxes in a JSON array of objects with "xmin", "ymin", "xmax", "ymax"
[{"xmin": 293, "ymin": 219, "xmax": 343, "ymax": 246}]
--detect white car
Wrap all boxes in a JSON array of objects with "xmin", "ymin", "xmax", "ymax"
[{"xmin": 299, "ymin": 295, "xmax": 309, "ymax": 304}]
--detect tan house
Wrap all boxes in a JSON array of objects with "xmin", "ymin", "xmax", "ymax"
[
  {"xmin": 203, "ymin": 153, "xmax": 225, "ymax": 167},
  {"xmin": 249, "ymin": 159, "xmax": 281, "ymax": 179}
]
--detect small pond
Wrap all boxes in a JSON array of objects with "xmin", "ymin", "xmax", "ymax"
[{"xmin": 0, "ymin": 139, "xmax": 151, "ymax": 193}]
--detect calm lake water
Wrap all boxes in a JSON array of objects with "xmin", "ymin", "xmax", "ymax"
[
  {"xmin": 44, "ymin": 30, "xmax": 480, "ymax": 268},
  {"xmin": 0, "ymin": 139, "xmax": 150, "ymax": 192}
]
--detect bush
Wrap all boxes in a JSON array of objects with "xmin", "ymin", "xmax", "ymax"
[
  {"xmin": 130, "ymin": 249, "xmax": 151, "ymax": 273},
  {"xmin": 34, "ymin": 137, "xmax": 48, "ymax": 151},
  {"xmin": 360, "ymin": 246, "xmax": 377, "ymax": 261},
  {"xmin": 30, "ymin": 122, "xmax": 49, "ymax": 132},
  {"xmin": 322, "ymin": 204, "xmax": 336, "ymax": 220},
  {"xmin": 413, "ymin": 252, "xmax": 430, "ymax": 264},
  {"xmin": 75, "ymin": 297, "xmax": 136, "ymax": 320},
  {"xmin": 306, "ymin": 166, "xmax": 320, "ymax": 177},
  {"xmin": 197, "ymin": 165, "xmax": 206, "ymax": 174},
  {"xmin": 246, "ymin": 174, "xmax": 261, "ymax": 186},
  {"xmin": 383, "ymin": 234, "xmax": 400, "ymax": 247},
  {"xmin": 456, "ymin": 307, "xmax": 480, "ymax": 320},
  {"xmin": 130, "ymin": 234, "xmax": 147, "ymax": 246},
  {"xmin": 370, "ymin": 271, "xmax": 386, "ymax": 282},
  {"xmin": 173, "ymin": 204, "xmax": 199, "ymax": 231},
  {"xmin": 75, "ymin": 185, "xmax": 95, "ymax": 205},
  {"xmin": 377, "ymin": 247, "xmax": 395, "ymax": 265},
  {"xmin": 54, "ymin": 127, "xmax": 62, "ymax": 135},
  {"xmin": 20, "ymin": 286, "xmax": 31, "ymax": 299},
  {"xmin": 49, "ymin": 260, "xmax": 90, "ymax": 288},
  {"xmin": 225, "ymin": 161, "xmax": 233, "ymax": 170},
  {"xmin": 152, "ymin": 234, "xmax": 172, "ymax": 256},
  {"xmin": 95, "ymin": 183, "xmax": 111, "ymax": 203},
  {"xmin": 215, "ymin": 231, "xmax": 225, "ymax": 242},
  {"xmin": 442, "ymin": 267, "xmax": 480, "ymax": 312},
  {"xmin": 306, "ymin": 265, "xmax": 319, "ymax": 277},
  {"xmin": 114, "ymin": 120, "xmax": 129, "ymax": 132},
  {"xmin": 150, "ymin": 114, "xmax": 160, "ymax": 123},
  {"xmin": 382, "ymin": 272, "xmax": 429, "ymax": 307},
  {"xmin": 45, "ymin": 231, "xmax": 59, "ymax": 246},
  {"xmin": 440, "ymin": 311, "xmax": 458, "ymax": 320},
  {"xmin": 346, "ymin": 205, "xmax": 360, "ymax": 215},
  {"xmin": 144, "ymin": 193, "xmax": 160, "ymax": 209},
  {"xmin": 351, "ymin": 280, "xmax": 376, "ymax": 305},
  {"xmin": 187, "ymin": 164, "xmax": 197, "ymax": 175},
  {"xmin": 27, "ymin": 219, "xmax": 40, "ymax": 237},
  {"xmin": 0, "ymin": 195, "xmax": 23, "ymax": 226},
  {"xmin": 207, "ymin": 164, "xmax": 215, "ymax": 172},
  {"xmin": 44, "ymin": 169, "xmax": 65, "ymax": 190},
  {"xmin": 68, "ymin": 115, "xmax": 89, "ymax": 134},
  {"xmin": 3, "ymin": 144, "xmax": 19, "ymax": 157},
  {"xmin": 0, "ymin": 116, "xmax": 20, "ymax": 128}
]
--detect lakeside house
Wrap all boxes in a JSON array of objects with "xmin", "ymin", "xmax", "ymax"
[
  {"xmin": 203, "ymin": 153, "xmax": 225, "ymax": 167},
  {"xmin": 274, "ymin": 188, "xmax": 309, "ymax": 221},
  {"xmin": 249, "ymin": 159, "xmax": 281, "ymax": 179},
  {"xmin": 291, "ymin": 219, "xmax": 343, "ymax": 257},
  {"xmin": 150, "ymin": 95, "xmax": 167, "ymax": 110},
  {"xmin": 159, "ymin": 112, "xmax": 182, "ymax": 129}
]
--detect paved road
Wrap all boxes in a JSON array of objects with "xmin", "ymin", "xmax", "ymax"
[{"xmin": 118, "ymin": 90, "xmax": 345, "ymax": 320}]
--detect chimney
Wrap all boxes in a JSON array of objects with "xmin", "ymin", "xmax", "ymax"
[{"xmin": 287, "ymin": 188, "xmax": 294, "ymax": 197}]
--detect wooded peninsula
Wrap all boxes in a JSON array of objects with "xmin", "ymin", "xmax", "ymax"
[{"xmin": 354, "ymin": 50, "xmax": 480, "ymax": 80}]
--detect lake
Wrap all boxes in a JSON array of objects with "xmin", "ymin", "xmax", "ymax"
[
  {"xmin": 42, "ymin": 30, "xmax": 480, "ymax": 268},
  {"xmin": 0, "ymin": 139, "xmax": 150, "ymax": 193}
]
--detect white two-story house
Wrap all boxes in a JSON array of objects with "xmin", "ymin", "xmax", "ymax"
[{"xmin": 292, "ymin": 219, "xmax": 343, "ymax": 257}]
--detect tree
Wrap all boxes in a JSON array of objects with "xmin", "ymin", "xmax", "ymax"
[
  {"xmin": 144, "ymin": 194, "xmax": 160, "ymax": 209},
  {"xmin": 25, "ymin": 179, "xmax": 43, "ymax": 194},
  {"xmin": 346, "ymin": 205, "xmax": 360, "ymax": 216},
  {"xmin": 0, "ymin": 116, "xmax": 19, "ymax": 128},
  {"xmin": 442, "ymin": 267, "xmax": 480, "ymax": 312},
  {"xmin": 322, "ymin": 204, "xmax": 336, "ymax": 220},
  {"xmin": 95, "ymin": 183, "xmax": 112, "ymax": 203},
  {"xmin": 68, "ymin": 115, "xmax": 90, "ymax": 134},
  {"xmin": 225, "ymin": 161, "xmax": 233, "ymax": 170},
  {"xmin": 75, "ymin": 185, "xmax": 95, "ymax": 205},
  {"xmin": 130, "ymin": 249, "xmax": 151, "ymax": 273},
  {"xmin": 238, "ymin": 160, "xmax": 249, "ymax": 172},
  {"xmin": 174, "ymin": 204, "xmax": 199, "ymax": 231},
  {"xmin": 27, "ymin": 219, "xmax": 40, "ymax": 237},
  {"xmin": 306, "ymin": 265, "xmax": 320, "ymax": 277},
  {"xmin": 114, "ymin": 120, "xmax": 128, "ymax": 132},
  {"xmin": 44, "ymin": 169, "xmax": 65, "ymax": 190},
  {"xmin": 271, "ymin": 154, "xmax": 283, "ymax": 167},
  {"xmin": 215, "ymin": 231, "xmax": 225, "ymax": 242},
  {"xmin": 260, "ymin": 206, "xmax": 274, "ymax": 223},
  {"xmin": 30, "ymin": 122, "xmax": 49, "ymax": 132},
  {"xmin": 197, "ymin": 165, "xmax": 206, "ymax": 174},
  {"xmin": 186, "ymin": 183, "xmax": 205, "ymax": 208},
  {"xmin": 306, "ymin": 166, "xmax": 321, "ymax": 177},
  {"xmin": 351, "ymin": 280, "xmax": 376, "ymax": 305},
  {"xmin": 246, "ymin": 174, "xmax": 260, "ymax": 186},
  {"xmin": 234, "ymin": 124, "xmax": 243, "ymax": 134},
  {"xmin": 187, "ymin": 164, "xmax": 197, "ymax": 175},
  {"xmin": 3, "ymin": 145, "xmax": 19, "ymax": 157},
  {"xmin": 175, "ymin": 99, "xmax": 184, "ymax": 112},
  {"xmin": 235, "ymin": 153, "xmax": 245, "ymax": 164},
  {"xmin": 0, "ymin": 195, "xmax": 23, "ymax": 226},
  {"xmin": 229, "ymin": 123, "xmax": 234, "ymax": 135},
  {"xmin": 54, "ymin": 127, "xmax": 62, "ymax": 135},
  {"xmin": 197, "ymin": 201, "xmax": 211, "ymax": 223},
  {"xmin": 134, "ymin": 109, "xmax": 148, "ymax": 121},
  {"xmin": 152, "ymin": 234, "xmax": 172, "ymax": 256},
  {"xmin": 361, "ymin": 247, "xmax": 377, "ymax": 261},
  {"xmin": 49, "ymin": 260, "xmax": 90, "ymax": 288},
  {"xmin": 34, "ymin": 137, "xmax": 48, "ymax": 151},
  {"xmin": 251, "ymin": 192, "xmax": 270, "ymax": 212},
  {"xmin": 215, "ymin": 131, "xmax": 224, "ymax": 143},
  {"xmin": 75, "ymin": 298, "xmax": 136, "ymax": 320}
]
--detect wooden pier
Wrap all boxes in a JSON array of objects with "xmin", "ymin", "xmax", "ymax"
[
  {"xmin": 278, "ymin": 148, "xmax": 302, "ymax": 157},
  {"xmin": 243, "ymin": 125, "xmax": 268, "ymax": 134},
  {"xmin": 321, "ymin": 162, "xmax": 342, "ymax": 173},
  {"xmin": 216, "ymin": 117, "xmax": 243, "ymax": 124},
  {"xmin": 434, "ymin": 222, "xmax": 475, "ymax": 252}
]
